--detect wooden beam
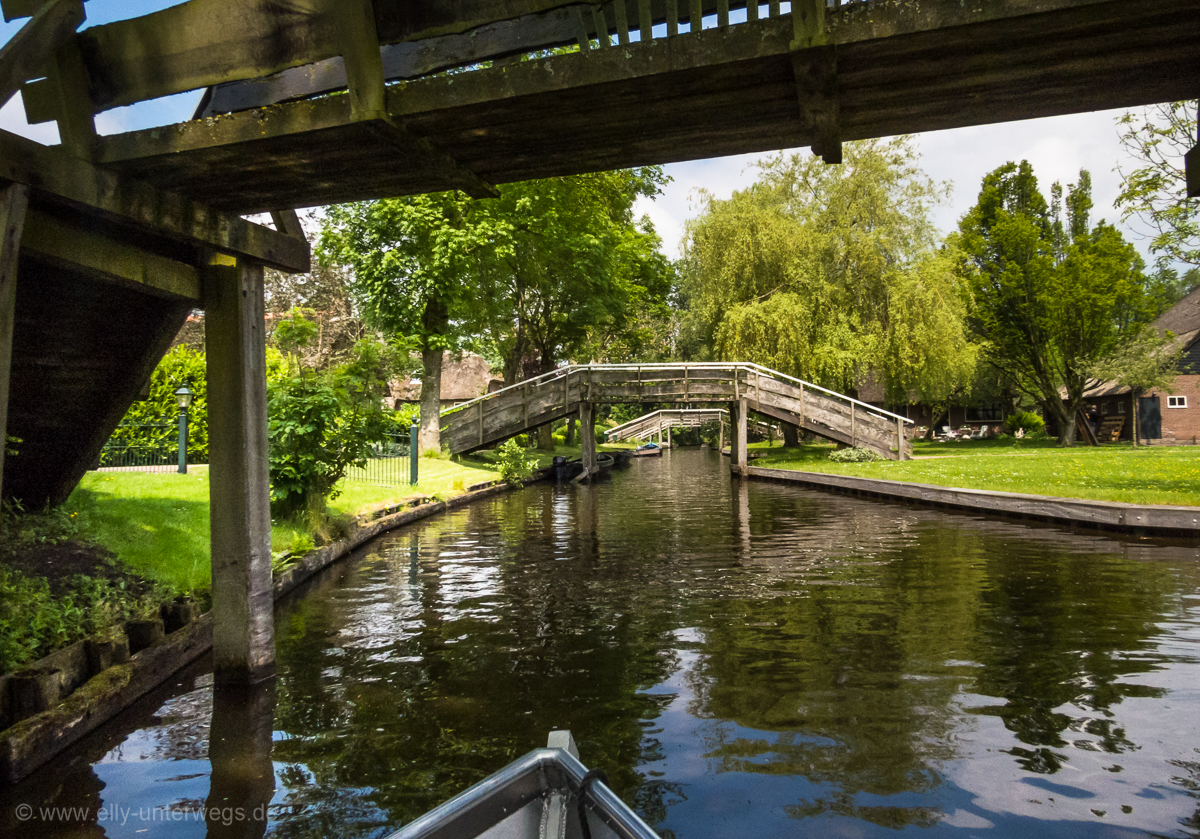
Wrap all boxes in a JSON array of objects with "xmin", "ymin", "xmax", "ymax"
[
  {"xmin": 0, "ymin": 130, "xmax": 310, "ymax": 272},
  {"xmin": 201, "ymin": 6, "xmax": 588, "ymax": 117},
  {"xmin": 363, "ymin": 118, "xmax": 499, "ymax": 199},
  {"xmin": 204, "ymin": 259, "xmax": 275, "ymax": 685},
  {"xmin": 0, "ymin": 0, "xmax": 84, "ymax": 110},
  {"xmin": 342, "ymin": 0, "xmax": 387, "ymax": 122},
  {"xmin": 0, "ymin": 184, "xmax": 29, "ymax": 502},
  {"xmin": 269, "ymin": 209, "xmax": 306, "ymax": 241},
  {"xmin": 792, "ymin": 46, "xmax": 841, "ymax": 164},
  {"xmin": 19, "ymin": 208, "xmax": 202, "ymax": 302},
  {"xmin": 1187, "ymin": 144, "xmax": 1199, "ymax": 199}
]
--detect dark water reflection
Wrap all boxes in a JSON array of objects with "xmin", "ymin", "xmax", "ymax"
[{"xmin": 4, "ymin": 449, "xmax": 1200, "ymax": 839}]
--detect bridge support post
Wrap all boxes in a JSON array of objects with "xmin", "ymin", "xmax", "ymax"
[
  {"xmin": 580, "ymin": 400, "xmax": 597, "ymax": 478},
  {"xmin": 0, "ymin": 185, "xmax": 29, "ymax": 502},
  {"xmin": 204, "ymin": 258, "xmax": 275, "ymax": 685},
  {"xmin": 736, "ymin": 398, "xmax": 749, "ymax": 474}
]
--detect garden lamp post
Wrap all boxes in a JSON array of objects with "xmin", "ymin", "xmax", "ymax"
[{"xmin": 175, "ymin": 386, "xmax": 193, "ymax": 474}]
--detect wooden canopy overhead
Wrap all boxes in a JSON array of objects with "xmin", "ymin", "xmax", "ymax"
[{"xmin": 6, "ymin": 0, "xmax": 1199, "ymax": 215}]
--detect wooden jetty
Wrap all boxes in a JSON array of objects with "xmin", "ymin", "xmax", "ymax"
[{"xmin": 441, "ymin": 363, "xmax": 914, "ymax": 474}]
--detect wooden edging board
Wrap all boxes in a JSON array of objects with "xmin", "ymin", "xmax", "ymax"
[
  {"xmin": 0, "ymin": 473, "xmax": 543, "ymax": 785},
  {"xmin": 744, "ymin": 465, "xmax": 1200, "ymax": 537}
]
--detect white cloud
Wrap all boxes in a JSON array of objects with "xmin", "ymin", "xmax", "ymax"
[
  {"xmin": 638, "ymin": 107, "xmax": 1150, "ymax": 261},
  {"xmin": 0, "ymin": 92, "xmax": 60, "ymax": 146}
]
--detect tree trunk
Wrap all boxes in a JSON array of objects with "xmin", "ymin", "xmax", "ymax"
[
  {"xmin": 1045, "ymin": 397, "xmax": 1075, "ymax": 447},
  {"xmin": 782, "ymin": 424, "xmax": 799, "ymax": 448},
  {"xmin": 1131, "ymin": 389, "xmax": 1140, "ymax": 448},
  {"xmin": 418, "ymin": 343, "xmax": 443, "ymax": 454}
]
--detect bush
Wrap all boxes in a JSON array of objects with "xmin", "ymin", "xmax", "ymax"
[
  {"xmin": 496, "ymin": 439, "xmax": 538, "ymax": 486},
  {"xmin": 1004, "ymin": 410, "xmax": 1045, "ymax": 435},
  {"xmin": 0, "ymin": 566, "xmax": 167, "ymax": 674},
  {"xmin": 107, "ymin": 345, "xmax": 209, "ymax": 464},
  {"xmin": 268, "ymin": 318, "xmax": 406, "ymax": 519},
  {"xmin": 828, "ymin": 446, "xmax": 886, "ymax": 463}
]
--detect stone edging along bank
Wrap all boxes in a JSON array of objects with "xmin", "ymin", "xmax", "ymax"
[
  {"xmin": 745, "ymin": 465, "xmax": 1200, "ymax": 537},
  {"xmin": 0, "ymin": 476, "xmax": 537, "ymax": 785}
]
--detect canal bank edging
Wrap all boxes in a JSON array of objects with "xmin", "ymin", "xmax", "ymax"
[
  {"xmin": 744, "ymin": 466, "xmax": 1200, "ymax": 537},
  {"xmin": 0, "ymin": 474, "xmax": 547, "ymax": 786}
]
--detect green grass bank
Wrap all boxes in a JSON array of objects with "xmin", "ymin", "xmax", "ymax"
[{"xmin": 751, "ymin": 439, "xmax": 1200, "ymax": 507}]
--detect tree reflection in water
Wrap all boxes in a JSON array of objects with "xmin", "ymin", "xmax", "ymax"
[{"xmin": 3, "ymin": 450, "xmax": 1199, "ymax": 839}]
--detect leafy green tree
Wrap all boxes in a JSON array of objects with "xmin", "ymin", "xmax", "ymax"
[
  {"xmin": 472, "ymin": 169, "xmax": 673, "ymax": 448},
  {"xmin": 957, "ymin": 162, "xmax": 1153, "ymax": 445},
  {"xmin": 1115, "ymin": 101, "xmax": 1198, "ymax": 270},
  {"xmin": 318, "ymin": 195, "xmax": 509, "ymax": 452},
  {"xmin": 679, "ymin": 137, "xmax": 977, "ymax": 414},
  {"xmin": 266, "ymin": 310, "xmax": 410, "ymax": 520}
]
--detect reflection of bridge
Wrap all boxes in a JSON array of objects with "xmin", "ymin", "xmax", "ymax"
[
  {"xmin": 605, "ymin": 408, "xmax": 775, "ymax": 447},
  {"xmin": 441, "ymin": 363, "xmax": 912, "ymax": 472},
  {"xmin": 3, "ymin": 0, "xmax": 1194, "ymax": 682}
]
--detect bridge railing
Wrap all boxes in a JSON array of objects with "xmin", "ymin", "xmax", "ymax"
[{"xmin": 441, "ymin": 363, "xmax": 911, "ymax": 451}]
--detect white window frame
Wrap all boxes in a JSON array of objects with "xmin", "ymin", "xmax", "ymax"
[{"xmin": 1167, "ymin": 395, "xmax": 1187, "ymax": 409}]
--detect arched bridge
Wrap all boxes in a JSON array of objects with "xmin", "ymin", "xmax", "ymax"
[
  {"xmin": 441, "ymin": 363, "xmax": 913, "ymax": 467},
  {"xmin": 605, "ymin": 408, "xmax": 776, "ymax": 445}
]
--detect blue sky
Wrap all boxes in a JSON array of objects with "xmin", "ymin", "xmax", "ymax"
[{"xmin": 1, "ymin": 1, "xmax": 1161, "ymax": 261}]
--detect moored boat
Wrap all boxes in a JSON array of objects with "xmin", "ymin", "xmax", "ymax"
[
  {"xmin": 384, "ymin": 731, "xmax": 661, "ymax": 839},
  {"xmin": 631, "ymin": 443, "xmax": 663, "ymax": 458}
]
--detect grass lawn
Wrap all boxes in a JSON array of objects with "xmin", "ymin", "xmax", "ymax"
[
  {"xmin": 66, "ymin": 455, "xmax": 505, "ymax": 595},
  {"xmin": 751, "ymin": 439, "xmax": 1200, "ymax": 507}
]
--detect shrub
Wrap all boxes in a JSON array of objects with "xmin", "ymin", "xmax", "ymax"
[
  {"xmin": 828, "ymin": 446, "xmax": 886, "ymax": 463},
  {"xmin": 107, "ymin": 345, "xmax": 209, "ymax": 464},
  {"xmin": 268, "ymin": 317, "xmax": 407, "ymax": 519},
  {"xmin": 1004, "ymin": 410, "xmax": 1045, "ymax": 435},
  {"xmin": 496, "ymin": 439, "xmax": 538, "ymax": 486}
]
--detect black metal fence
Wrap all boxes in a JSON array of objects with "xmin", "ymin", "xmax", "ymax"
[
  {"xmin": 342, "ymin": 431, "xmax": 417, "ymax": 487},
  {"xmin": 96, "ymin": 423, "xmax": 179, "ymax": 473}
]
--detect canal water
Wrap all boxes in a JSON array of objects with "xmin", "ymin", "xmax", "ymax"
[{"xmin": 4, "ymin": 449, "xmax": 1200, "ymax": 839}]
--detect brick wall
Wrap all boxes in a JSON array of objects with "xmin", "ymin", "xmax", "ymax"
[{"xmin": 1148, "ymin": 375, "xmax": 1200, "ymax": 444}]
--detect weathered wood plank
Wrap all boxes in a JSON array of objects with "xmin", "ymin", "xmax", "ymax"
[
  {"xmin": 0, "ymin": 0, "xmax": 83, "ymax": 110},
  {"xmin": 19, "ymin": 209, "xmax": 201, "ymax": 301},
  {"xmin": 0, "ymin": 130, "xmax": 310, "ymax": 272},
  {"xmin": 0, "ymin": 183, "xmax": 29, "ymax": 501},
  {"xmin": 92, "ymin": 0, "xmax": 1198, "ymax": 216},
  {"xmin": 204, "ymin": 259, "xmax": 275, "ymax": 684}
]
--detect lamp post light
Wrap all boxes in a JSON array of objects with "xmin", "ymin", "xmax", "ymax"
[{"xmin": 175, "ymin": 386, "xmax": 193, "ymax": 474}]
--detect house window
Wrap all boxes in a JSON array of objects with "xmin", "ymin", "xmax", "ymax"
[
  {"xmin": 1167, "ymin": 396, "xmax": 1187, "ymax": 408},
  {"xmin": 1116, "ymin": 401, "xmax": 1125, "ymax": 414}
]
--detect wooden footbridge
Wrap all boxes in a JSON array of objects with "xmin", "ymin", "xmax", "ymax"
[
  {"xmin": 1, "ymin": 0, "xmax": 1195, "ymax": 685},
  {"xmin": 605, "ymin": 408, "xmax": 775, "ymax": 447},
  {"xmin": 442, "ymin": 363, "xmax": 913, "ymax": 473}
]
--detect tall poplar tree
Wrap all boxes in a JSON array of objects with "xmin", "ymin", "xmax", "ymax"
[{"xmin": 956, "ymin": 162, "xmax": 1153, "ymax": 445}]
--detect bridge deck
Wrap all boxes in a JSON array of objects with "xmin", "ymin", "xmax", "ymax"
[
  {"xmin": 441, "ymin": 363, "xmax": 913, "ymax": 461},
  {"xmin": 88, "ymin": 0, "xmax": 1200, "ymax": 214}
]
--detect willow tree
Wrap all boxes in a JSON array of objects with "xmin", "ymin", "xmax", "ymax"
[{"xmin": 680, "ymin": 137, "xmax": 977, "ymax": 419}]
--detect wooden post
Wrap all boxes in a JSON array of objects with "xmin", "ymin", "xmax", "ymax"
[
  {"xmin": 718, "ymin": 415, "xmax": 724, "ymax": 453},
  {"xmin": 0, "ymin": 184, "xmax": 29, "ymax": 502},
  {"xmin": 204, "ymin": 258, "xmax": 275, "ymax": 684},
  {"xmin": 580, "ymin": 400, "xmax": 597, "ymax": 477},
  {"xmin": 737, "ymin": 397, "xmax": 748, "ymax": 473},
  {"xmin": 667, "ymin": 423, "xmax": 672, "ymax": 448},
  {"xmin": 896, "ymin": 417, "xmax": 905, "ymax": 460}
]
